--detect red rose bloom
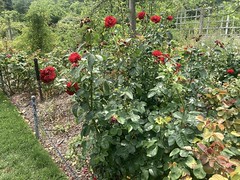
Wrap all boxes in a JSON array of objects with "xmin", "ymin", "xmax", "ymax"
[
  {"xmin": 66, "ymin": 82, "xmax": 79, "ymax": 95},
  {"xmin": 69, "ymin": 52, "xmax": 81, "ymax": 63},
  {"xmin": 150, "ymin": 15, "xmax": 161, "ymax": 23},
  {"xmin": 152, "ymin": 50, "xmax": 162, "ymax": 57},
  {"xmin": 40, "ymin": 66, "xmax": 56, "ymax": 84},
  {"xmin": 137, "ymin": 11, "xmax": 146, "ymax": 20},
  {"xmin": 104, "ymin": 16, "xmax": 117, "ymax": 28},
  {"xmin": 226, "ymin": 69, "xmax": 234, "ymax": 74},
  {"xmin": 167, "ymin": 16, "xmax": 173, "ymax": 21}
]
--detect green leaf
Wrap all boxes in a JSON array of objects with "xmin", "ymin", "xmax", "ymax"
[
  {"xmin": 147, "ymin": 91, "xmax": 156, "ymax": 98},
  {"xmin": 127, "ymin": 124, "xmax": 133, "ymax": 133},
  {"xmin": 95, "ymin": 54, "xmax": 103, "ymax": 61},
  {"xmin": 175, "ymin": 132, "xmax": 188, "ymax": 148},
  {"xmin": 144, "ymin": 138, "xmax": 158, "ymax": 148},
  {"xmin": 193, "ymin": 164, "xmax": 206, "ymax": 179},
  {"xmin": 81, "ymin": 123, "xmax": 90, "ymax": 137},
  {"xmin": 103, "ymin": 81, "xmax": 110, "ymax": 95},
  {"xmin": 144, "ymin": 122, "xmax": 154, "ymax": 131},
  {"xmin": 173, "ymin": 112, "xmax": 183, "ymax": 119},
  {"xmin": 179, "ymin": 150, "xmax": 189, "ymax": 157},
  {"xmin": 169, "ymin": 166, "xmax": 182, "ymax": 180},
  {"xmin": 141, "ymin": 169, "xmax": 149, "ymax": 180},
  {"xmin": 185, "ymin": 156, "xmax": 197, "ymax": 169},
  {"xmin": 168, "ymin": 134, "xmax": 175, "ymax": 146},
  {"xmin": 72, "ymin": 103, "xmax": 78, "ymax": 117},
  {"xmin": 147, "ymin": 145, "xmax": 158, "ymax": 157},
  {"xmin": 86, "ymin": 111, "xmax": 94, "ymax": 121},
  {"xmin": 117, "ymin": 117, "xmax": 125, "ymax": 124},
  {"xmin": 110, "ymin": 128, "xmax": 118, "ymax": 136},
  {"xmin": 130, "ymin": 113, "xmax": 140, "ymax": 122},
  {"xmin": 125, "ymin": 90, "xmax": 133, "ymax": 100},
  {"xmin": 169, "ymin": 148, "xmax": 180, "ymax": 157},
  {"xmin": 149, "ymin": 167, "xmax": 158, "ymax": 177},
  {"xmin": 101, "ymin": 140, "xmax": 109, "ymax": 149}
]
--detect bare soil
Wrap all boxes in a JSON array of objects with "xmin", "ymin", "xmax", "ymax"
[{"xmin": 10, "ymin": 93, "xmax": 92, "ymax": 180}]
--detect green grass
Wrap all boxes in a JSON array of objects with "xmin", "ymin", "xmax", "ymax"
[{"xmin": 0, "ymin": 91, "xmax": 67, "ymax": 180}]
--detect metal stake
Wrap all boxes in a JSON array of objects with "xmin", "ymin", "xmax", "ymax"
[{"xmin": 31, "ymin": 96, "xmax": 40, "ymax": 139}]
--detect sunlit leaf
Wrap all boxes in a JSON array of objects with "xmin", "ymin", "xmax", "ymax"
[
  {"xmin": 169, "ymin": 148, "xmax": 180, "ymax": 157},
  {"xmin": 213, "ymin": 132, "xmax": 224, "ymax": 141},
  {"xmin": 185, "ymin": 155, "xmax": 198, "ymax": 169},
  {"xmin": 147, "ymin": 145, "xmax": 158, "ymax": 157},
  {"xmin": 193, "ymin": 164, "xmax": 206, "ymax": 179},
  {"xmin": 209, "ymin": 174, "xmax": 228, "ymax": 180}
]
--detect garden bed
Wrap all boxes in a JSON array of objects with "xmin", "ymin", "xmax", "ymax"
[{"xmin": 10, "ymin": 92, "xmax": 91, "ymax": 179}]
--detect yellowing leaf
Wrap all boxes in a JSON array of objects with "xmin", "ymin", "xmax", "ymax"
[
  {"xmin": 209, "ymin": 174, "xmax": 228, "ymax": 180},
  {"xmin": 218, "ymin": 90, "xmax": 228, "ymax": 95},
  {"xmin": 196, "ymin": 115, "xmax": 205, "ymax": 122},
  {"xmin": 203, "ymin": 129, "xmax": 213, "ymax": 139},
  {"xmin": 230, "ymin": 166, "xmax": 240, "ymax": 180},
  {"xmin": 231, "ymin": 131, "xmax": 240, "ymax": 137},
  {"xmin": 192, "ymin": 137, "xmax": 201, "ymax": 143},
  {"xmin": 136, "ymin": 34, "xmax": 145, "ymax": 41},
  {"xmin": 165, "ymin": 116, "xmax": 172, "ymax": 123},
  {"xmin": 205, "ymin": 94, "xmax": 212, "ymax": 98},
  {"xmin": 197, "ymin": 122, "xmax": 204, "ymax": 131},
  {"xmin": 213, "ymin": 132, "xmax": 224, "ymax": 141}
]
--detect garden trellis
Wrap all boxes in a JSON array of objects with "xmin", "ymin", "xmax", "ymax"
[{"xmin": 175, "ymin": 7, "xmax": 240, "ymax": 37}]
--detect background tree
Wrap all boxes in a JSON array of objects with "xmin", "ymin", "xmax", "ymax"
[{"xmin": 3, "ymin": 0, "xmax": 13, "ymax": 10}]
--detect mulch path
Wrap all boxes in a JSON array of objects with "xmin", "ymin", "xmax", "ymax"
[{"xmin": 10, "ymin": 93, "xmax": 93, "ymax": 180}]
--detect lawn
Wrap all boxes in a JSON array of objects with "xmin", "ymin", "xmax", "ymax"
[{"xmin": 0, "ymin": 91, "xmax": 67, "ymax": 180}]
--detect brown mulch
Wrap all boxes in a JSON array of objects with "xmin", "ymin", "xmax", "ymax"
[{"xmin": 10, "ymin": 93, "xmax": 93, "ymax": 180}]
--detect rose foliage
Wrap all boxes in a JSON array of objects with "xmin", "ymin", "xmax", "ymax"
[{"xmin": 67, "ymin": 11, "xmax": 239, "ymax": 180}]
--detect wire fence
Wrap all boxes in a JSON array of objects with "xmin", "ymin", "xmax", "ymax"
[
  {"xmin": 175, "ymin": 7, "xmax": 240, "ymax": 37},
  {"xmin": 31, "ymin": 95, "xmax": 80, "ymax": 180}
]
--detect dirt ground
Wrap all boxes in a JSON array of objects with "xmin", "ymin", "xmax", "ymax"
[{"xmin": 10, "ymin": 93, "xmax": 92, "ymax": 180}]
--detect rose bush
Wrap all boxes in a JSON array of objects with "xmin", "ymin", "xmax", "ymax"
[{"xmin": 66, "ymin": 9, "xmax": 239, "ymax": 180}]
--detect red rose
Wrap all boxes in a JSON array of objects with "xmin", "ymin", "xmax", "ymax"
[
  {"xmin": 40, "ymin": 66, "xmax": 56, "ymax": 84},
  {"xmin": 152, "ymin": 50, "xmax": 162, "ymax": 57},
  {"xmin": 137, "ymin": 11, "xmax": 146, "ymax": 20},
  {"xmin": 167, "ymin": 16, "xmax": 173, "ymax": 21},
  {"xmin": 150, "ymin": 15, "xmax": 161, "ymax": 23},
  {"xmin": 69, "ymin": 52, "xmax": 81, "ymax": 63},
  {"xmin": 226, "ymin": 69, "xmax": 234, "ymax": 74},
  {"xmin": 66, "ymin": 82, "xmax": 79, "ymax": 95},
  {"xmin": 104, "ymin": 16, "xmax": 117, "ymax": 28}
]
